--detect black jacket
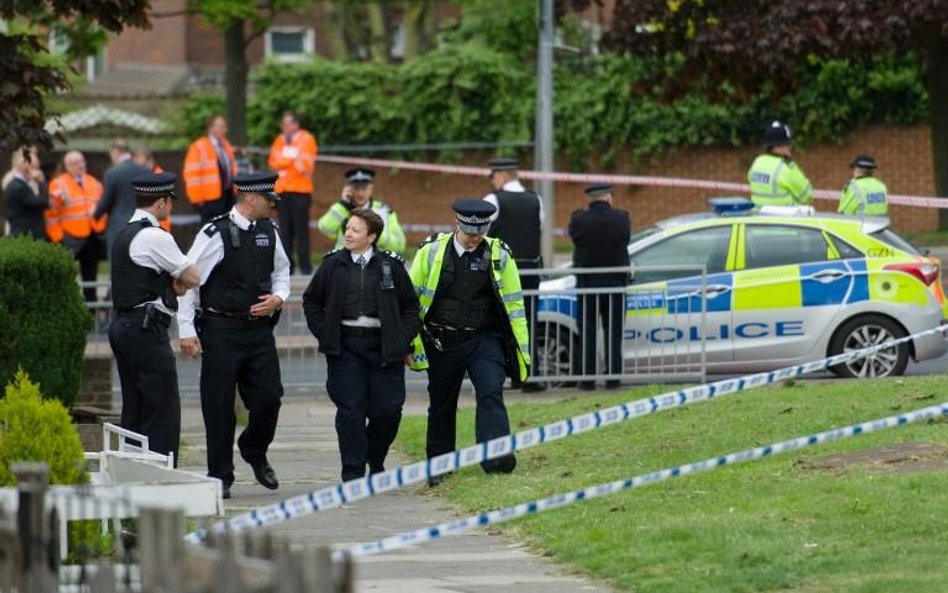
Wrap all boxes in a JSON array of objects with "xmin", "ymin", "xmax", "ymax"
[
  {"xmin": 303, "ymin": 249, "xmax": 420, "ymax": 365},
  {"xmin": 568, "ymin": 200, "xmax": 631, "ymax": 287},
  {"xmin": 4, "ymin": 177, "xmax": 48, "ymax": 240},
  {"xmin": 95, "ymin": 158, "xmax": 152, "ymax": 253}
]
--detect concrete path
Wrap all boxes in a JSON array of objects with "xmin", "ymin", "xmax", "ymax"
[{"xmin": 178, "ymin": 396, "xmax": 614, "ymax": 593}]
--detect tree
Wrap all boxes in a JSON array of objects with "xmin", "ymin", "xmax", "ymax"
[
  {"xmin": 0, "ymin": 0, "xmax": 150, "ymax": 152},
  {"xmin": 605, "ymin": 0, "xmax": 948, "ymax": 226}
]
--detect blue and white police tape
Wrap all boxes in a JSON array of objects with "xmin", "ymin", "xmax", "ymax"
[
  {"xmin": 184, "ymin": 323, "xmax": 948, "ymax": 544},
  {"xmin": 337, "ymin": 401, "xmax": 948, "ymax": 559}
]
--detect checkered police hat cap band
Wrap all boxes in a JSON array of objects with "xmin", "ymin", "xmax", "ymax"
[
  {"xmin": 238, "ymin": 182, "xmax": 276, "ymax": 192},
  {"xmin": 133, "ymin": 183, "xmax": 175, "ymax": 194}
]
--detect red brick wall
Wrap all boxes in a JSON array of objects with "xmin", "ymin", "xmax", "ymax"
[
  {"xmin": 306, "ymin": 124, "xmax": 940, "ymax": 251},
  {"xmin": 107, "ymin": 0, "xmax": 188, "ymax": 66}
]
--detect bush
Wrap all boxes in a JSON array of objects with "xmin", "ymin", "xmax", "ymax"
[
  {"xmin": 0, "ymin": 370, "xmax": 87, "ymax": 486},
  {"xmin": 0, "ymin": 237, "xmax": 90, "ymax": 407}
]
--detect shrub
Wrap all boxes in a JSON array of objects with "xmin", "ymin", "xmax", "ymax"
[
  {"xmin": 0, "ymin": 237, "xmax": 90, "ymax": 407},
  {"xmin": 0, "ymin": 370, "xmax": 87, "ymax": 486}
]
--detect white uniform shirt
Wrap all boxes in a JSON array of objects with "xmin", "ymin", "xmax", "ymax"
[
  {"xmin": 177, "ymin": 207, "xmax": 291, "ymax": 339},
  {"xmin": 126, "ymin": 209, "xmax": 193, "ymax": 316},
  {"xmin": 483, "ymin": 179, "xmax": 544, "ymax": 225}
]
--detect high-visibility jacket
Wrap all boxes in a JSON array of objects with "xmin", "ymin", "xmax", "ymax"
[
  {"xmin": 747, "ymin": 153, "xmax": 812, "ymax": 207},
  {"xmin": 838, "ymin": 176, "xmax": 888, "ymax": 216},
  {"xmin": 45, "ymin": 172, "xmax": 105, "ymax": 243},
  {"xmin": 183, "ymin": 136, "xmax": 236, "ymax": 205},
  {"xmin": 317, "ymin": 197, "xmax": 406, "ymax": 254},
  {"xmin": 268, "ymin": 129, "xmax": 318, "ymax": 194},
  {"xmin": 407, "ymin": 233, "xmax": 530, "ymax": 381}
]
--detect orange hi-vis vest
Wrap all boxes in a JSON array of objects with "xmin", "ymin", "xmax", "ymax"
[
  {"xmin": 151, "ymin": 164, "xmax": 172, "ymax": 232},
  {"xmin": 46, "ymin": 172, "xmax": 105, "ymax": 243},
  {"xmin": 183, "ymin": 136, "xmax": 236, "ymax": 205},
  {"xmin": 268, "ymin": 129, "xmax": 317, "ymax": 194}
]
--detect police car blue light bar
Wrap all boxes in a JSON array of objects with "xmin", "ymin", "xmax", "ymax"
[{"xmin": 708, "ymin": 197, "xmax": 754, "ymax": 216}]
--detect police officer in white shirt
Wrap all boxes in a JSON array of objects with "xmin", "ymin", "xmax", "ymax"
[
  {"xmin": 109, "ymin": 172, "xmax": 200, "ymax": 466},
  {"xmin": 177, "ymin": 172, "xmax": 291, "ymax": 499}
]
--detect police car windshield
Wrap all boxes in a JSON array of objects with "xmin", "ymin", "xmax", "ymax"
[
  {"xmin": 871, "ymin": 229, "xmax": 921, "ymax": 256},
  {"xmin": 629, "ymin": 226, "xmax": 660, "ymax": 246}
]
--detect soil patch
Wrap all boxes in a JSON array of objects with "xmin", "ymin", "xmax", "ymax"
[{"xmin": 797, "ymin": 442, "xmax": 948, "ymax": 475}]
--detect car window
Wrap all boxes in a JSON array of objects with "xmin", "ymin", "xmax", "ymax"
[
  {"xmin": 827, "ymin": 234, "xmax": 863, "ymax": 259},
  {"xmin": 870, "ymin": 229, "xmax": 921, "ymax": 256},
  {"xmin": 631, "ymin": 225, "xmax": 731, "ymax": 284},
  {"xmin": 744, "ymin": 224, "xmax": 831, "ymax": 269}
]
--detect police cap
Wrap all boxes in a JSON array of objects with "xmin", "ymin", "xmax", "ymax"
[
  {"xmin": 764, "ymin": 121, "xmax": 792, "ymax": 147},
  {"xmin": 584, "ymin": 183, "xmax": 613, "ymax": 198},
  {"xmin": 345, "ymin": 167, "xmax": 376, "ymax": 184},
  {"xmin": 452, "ymin": 198, "xmax": 496, "ymax": 235},
  {"xmin": 234, "ymin": 172, "xmax": 280, "ymax": 201},
  {"xmin": 487, "ymin": 158, "xmax": 519, "ymax": 172},
  {"xmin": 131, "ymin": 171, "xmax": 178, "ymax": 199},
  {"xmin": 849, "ymin": 154, "xmax": 877, "ymax": 169}
]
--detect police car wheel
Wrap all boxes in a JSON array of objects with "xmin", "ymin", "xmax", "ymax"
[
  {"xmin": 533, "ymin": 324, "xmax": 578, "ymax": 387},
  {"xmin": 828, "ymin": 314, "xmax": 909, "ymax": 379}
]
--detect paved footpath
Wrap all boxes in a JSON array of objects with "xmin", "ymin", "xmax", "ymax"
[{"xmin": 178, "ymin": 395, "xmax": 614, "ymax": 593}]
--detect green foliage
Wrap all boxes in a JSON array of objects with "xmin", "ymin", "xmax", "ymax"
[
  {"xmin": 0, "ymin": 237, "xmax": 90, "ymax": 407},
  {"xmin": 66, "ymin": 520, "xmax": 115, "ymax": 563},
  {"xmin": 179, "ymin": 48, "xmax": 927, "ymax": 164},
  {"xmin": 0, "ymin": 370, "xmax": 87, "ymax": 486}
]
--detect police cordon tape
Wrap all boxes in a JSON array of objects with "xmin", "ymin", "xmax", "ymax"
[
  {"xmin": 183, "ymin": 322, "xmax": 948, "ymax": 545},
  {"xmin": 317, "ymin": 154, "xmax": 948, "ymax": 210},
  {"xmin": 337, "ymin": 400, "xmax": 948, "ymax": 559}
]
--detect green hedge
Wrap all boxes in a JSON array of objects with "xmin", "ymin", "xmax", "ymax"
[
  {"xmin": 179, "ymin": 48, "xmax": 927, "ymax": 164},
  {"xmin": 0, "ymin": 237, "xmax": 89, "ymax": 407}
]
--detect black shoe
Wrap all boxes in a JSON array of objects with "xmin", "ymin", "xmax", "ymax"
[
  {"xmin": 427, "ymin": 472, "xmax": 451, "ymax": 487},
  {"xmin": 521, "ymin": 382, "xmax": 548, "ymax": 393},
  {"xmin": 482, "ymin": 454, "xmax": 517, "ymax": 474},
  {"xmin": 250, "ymin": 462, "xmax": 279, "ymax": 490},
  {"xmin": 579, "ymin": 382, "xmax": 596, "ymax": 391},
  {"xmin": 222, "ymin": 484, "xmax": 231, "ymax": 499}
]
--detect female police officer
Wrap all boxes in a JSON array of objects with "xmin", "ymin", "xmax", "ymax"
[{"xmin": 303, "ymin": 208, "xmax": 419, "ymax": 481}]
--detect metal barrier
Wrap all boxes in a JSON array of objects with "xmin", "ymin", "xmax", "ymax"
[{"xmin": 83, "ymin": 263, "xmax": 709, "ymax": 398}]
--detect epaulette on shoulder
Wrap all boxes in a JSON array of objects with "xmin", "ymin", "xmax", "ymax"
[
  {"xmin": 418, "ymin": 234, "xmax": 438, "ymax": 248},
  {"xmin": 381, "ymin": 250, "xmax": 404, "ymax": 263},
  {"xmin": 498, "ymin": 240, "xmax": 514, "ymax": 254},
  {"xmin": 324, "ymin": 247, "xmax": 343, "ymax": 258},
  {"xmin": 202, "ymin": 223, "xmax": 220, "ymax": 237}
]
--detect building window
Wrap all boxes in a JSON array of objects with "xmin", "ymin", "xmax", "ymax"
[{"xmin": 265, "ymin": 27, "xmax": 315, "ymax": 62}]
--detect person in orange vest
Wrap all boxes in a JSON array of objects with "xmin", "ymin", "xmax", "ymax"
[
  {"xmin": 135, "ymin": 149, "xmax": 172, "ymax": 232},
  {"xmin": 268, "ymin": 110, "xmax": 318, "ymax": 275},
  {"xmin": 46, "ymin": 150, "xmax": 106, "ymax": 303},
  {"xmin": 183, "ymin": 114, "xmax": 237, "ymax": 224}
]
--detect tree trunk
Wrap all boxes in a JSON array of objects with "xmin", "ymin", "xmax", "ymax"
[
  {"xmin": 325, "ymin": 1, "xmax": 349, "ymax": 60},
  {"xmin": 366, "ymin": 3, "xmax": 389, "ymax": 63},
  {"xmin": 927, "ymin": 37, "xmax": 948, "ymax": 228},
  {"xmin": 402, "ymin": 0, "xmax": 426, "ymax": 60},
  {"xmin": 224, "ymin": 19, "xmax": 248, "ymax": 146}
]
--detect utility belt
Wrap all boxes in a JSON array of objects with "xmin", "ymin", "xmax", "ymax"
[
  {"xmin": 116, "ymin": 304, "xmax": 171, "ymax": 330},
  {"xmin": 423, "ymin": 322, "xmax": 497, "ymax": 351},
  {"xmin": 202, "ymin": 308, "xmax": 271, "ymax": 327}
]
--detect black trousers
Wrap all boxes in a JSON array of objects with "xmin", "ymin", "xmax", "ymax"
[
  {"xmin": 580, "ymin": 292, "xmax": 625, "ymax": 379},
  {"xmin": 425, "ymin": 332, "xmax": 511, "ymax": 470},
  {"xmin": 109, "ymin": 310, "xmax": 181, "ymax": 464},
  {"xmin": 200, "ymin": 317, "xmax": 283, "ymax": 487},
  {"xmin": 196, "ymin": 194, "xmax": 234, "ymax": 224},
  {"xmin": 326, "ymin": 332, "xmax": 406, "ymax": 481},
  {"xmin": 277, "ymin": 192, "xmax": 313, "ymax": 274}
]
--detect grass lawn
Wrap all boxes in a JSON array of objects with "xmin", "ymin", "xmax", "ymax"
[{"xmin": 395, "ymin": 377, "xmax": 948, "ymax": 592}]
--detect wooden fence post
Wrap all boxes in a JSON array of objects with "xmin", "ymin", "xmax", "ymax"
[
  {"xmin": 12, "ymin": 463, "xmax": 55, "ymax": 593},
  {"xmin": 138, "ymin": 507, "xmax": 184, "ymax": 593}
]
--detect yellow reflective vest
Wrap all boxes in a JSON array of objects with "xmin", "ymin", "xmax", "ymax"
[
  {"xmin": 747, "ymin": 153, "xmax": 813, "ymax": 207},
  {"xmin": 407, "ymin": 233, "xmax": 530, "ymax": 381},
  {"xmin": 838, "ymin": 176, "xmax": 888, "ymax": 215},
  {"xmin": 317, "ymin": 197, "xmax": 406, "ymax": 255}
]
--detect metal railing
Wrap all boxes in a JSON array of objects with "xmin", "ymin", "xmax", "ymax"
[{"xmin": 82, "ymin": 263, "xmax": 710, "ymax": 398}]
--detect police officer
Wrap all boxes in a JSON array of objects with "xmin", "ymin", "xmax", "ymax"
[
  {"xmin": 177, "ymin": 172, "xmax": 291, "ymax": 499},
  {"xmin": 483, "ymin": 157, "xmax": 545, "ymax": 392},
  {"xmin": 303, "ymin": 208, "xmax": 419, "ymax": 482},
  {"xmin": 109, "ymin": 172, "xmax": 200, "ymax": 465},
  {"xmin": 317, "ymin": 168, "xmax": 406, "ymax": 254},
  {"xmin": 747, "ymin": 121, "xmax": 812, "ymax": 207},
  {"xmin": 839, "ymin": 154, "xmax": 888, "ymax": 216},
  {"xmin": 568, "ymin": 184, "xmax": 630, "ymax": 391},
  {"xmin": 408, "ymin": 199, "xmax": 530, "ymax": 485}
]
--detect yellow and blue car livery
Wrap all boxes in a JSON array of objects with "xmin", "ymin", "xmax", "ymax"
[{"xmin": 538, "ymin": 200, "xmax": 948, "ymax": 378}]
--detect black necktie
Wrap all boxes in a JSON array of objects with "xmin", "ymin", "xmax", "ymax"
[{"xmin": 248, "ymin": 221, "xmax": 256, "ymax": 233}]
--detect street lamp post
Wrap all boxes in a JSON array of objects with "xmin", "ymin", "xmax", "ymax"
[{"xmin": 536, "ymin": 0, "xmax": 555, "ymax": 267}]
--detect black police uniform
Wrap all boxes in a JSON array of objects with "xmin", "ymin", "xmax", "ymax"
[
  {"xmin": 568, "ymin": 185, "xmax": 630, "ymax": 389},
  {"xmin": 108, "ymin": 173, "xmax": 184, "ymax": 463},
  {"xmin": 302, "ymin": 247, "xmax": 419, "ymax": 481}
]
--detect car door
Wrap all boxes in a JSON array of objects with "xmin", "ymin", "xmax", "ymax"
[
  {"xmin": 731, "ymin": 223, "xmax": 855, "ymax": 365},
  {"xmin": 627, "ymin": 224, "xmax": 736, "ymax": 367}
]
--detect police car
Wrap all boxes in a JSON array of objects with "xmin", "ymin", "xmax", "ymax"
[{"xmin": 536, "ymin": 199, "xmax": 948, "ymax": 379}]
